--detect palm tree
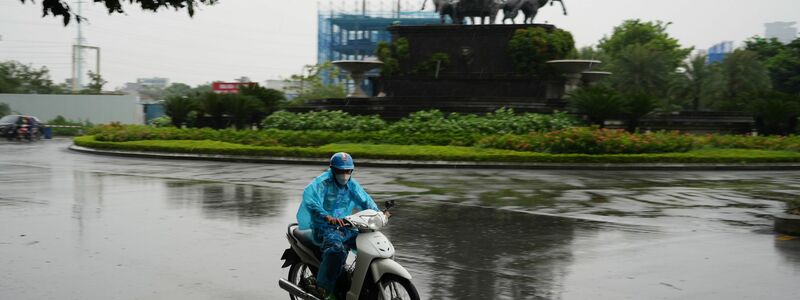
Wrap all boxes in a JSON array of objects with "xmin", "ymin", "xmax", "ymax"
[
  {"xmin": 196, "ymin": 92, "xmax": 228, "ymax": 129},
  {"xmin": 673, "ymin": 53, "xmax": 713, "ymax": 111},
  {"xmin": 223, "ymin": 94, "xmax": 264, "ymax": 130},
  {"xmin": 569, "ymin": 85, "xmax": 625, "ymax": 127},
  {"xmin": 164, "ymin": 96, "xmax": 197, "ymax": 127}
]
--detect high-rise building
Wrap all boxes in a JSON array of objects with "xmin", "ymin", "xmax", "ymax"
[
  {"xmin": 707, "ymin": 41, "xmax": 734, "ymax": 64},
  {"xmin": 765, "ymin": 22, "xmax": 797, "ymax": 44}
]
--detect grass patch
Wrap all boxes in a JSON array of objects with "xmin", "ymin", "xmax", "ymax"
[{"xmin": 74, "ymin": 135, "xmax": 800, "ymax": 164}]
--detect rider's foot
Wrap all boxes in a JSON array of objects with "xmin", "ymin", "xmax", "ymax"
[{"xmin": 322, "ymin": 289, "xmax": 337, "ymax": 300}]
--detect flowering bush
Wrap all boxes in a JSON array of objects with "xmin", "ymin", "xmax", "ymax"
[
  {"xmin": 261, "ymin": 110, "xmax": 387, "ymax": 132},
  {"xmin": 696, "ymin": 134, "xmax": 800, "ymax": 151},
  {"xmin": 477, "ymin": 127, "xmax": 696, "ymax": 154}
]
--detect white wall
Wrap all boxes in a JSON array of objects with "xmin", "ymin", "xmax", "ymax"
[{"xmin": 0, "ymin": 94, "xmax": 142, "ymax": 124}]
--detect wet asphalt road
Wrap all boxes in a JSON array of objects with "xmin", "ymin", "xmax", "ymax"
[{"xmin": 1, "ymin": 139, "xmax": 799, "ymax": 300}]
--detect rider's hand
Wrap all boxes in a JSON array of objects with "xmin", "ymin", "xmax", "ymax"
[{"xmin": 325, "ymin": 215, "xmax": 345, "ymax": 227}]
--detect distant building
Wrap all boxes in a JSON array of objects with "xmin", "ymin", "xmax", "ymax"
[
  {"xmin": 765, "ymin": 22, "xmax": 798, "ymax": 44},
  {"xmin": 265, "ymin": 79, "xmax": 301, "ymax": 100},
  {"xmin": 707, "ymin": 41, "xmax": 734, "ymax": 64},
  {"xmin": 121, "ymin": 77, "xmax": 170, "ymax": 100}
]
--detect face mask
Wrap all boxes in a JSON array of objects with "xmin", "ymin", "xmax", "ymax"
[{"xmin": 335, "ymin": 173, "xmax": 351, "ymax": 186}]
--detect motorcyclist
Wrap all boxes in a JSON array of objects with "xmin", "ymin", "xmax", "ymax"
[
  {"xmin": 296, "ymin": 152, "xmax": 382, "ymax": 300},
  {"xmin": 16, "ymin": 117, "xmax": 31, "ymax": 140}
]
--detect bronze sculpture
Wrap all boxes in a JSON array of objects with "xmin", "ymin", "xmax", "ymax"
[{"xmin": 424, "ymin": 0, "xmax": 567, "ymax": 25}]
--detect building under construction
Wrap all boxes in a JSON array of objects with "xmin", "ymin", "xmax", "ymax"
[{"xmin": 317, "ymin": 0, "xmax": 439, "ymax": 91}]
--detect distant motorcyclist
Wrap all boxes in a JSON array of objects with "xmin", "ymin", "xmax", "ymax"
[{"xmin": 296, "ymin": 152, "xmax": 382, "ymax": 300}]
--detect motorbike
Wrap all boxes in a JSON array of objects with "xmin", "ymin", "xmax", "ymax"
[{"xmin": 279, "ymin": 200, "xmax": 419, "ymax": 300}]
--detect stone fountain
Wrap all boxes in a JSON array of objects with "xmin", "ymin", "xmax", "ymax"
[
  {"xmin": 546, "ymin": 59, "xmax": 602, "ymax": 96},
  {"xmin": 332, "ymin": 60, "xmax": 384, "ymax": 98}
]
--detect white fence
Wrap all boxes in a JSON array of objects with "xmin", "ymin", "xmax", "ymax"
[{"xmin": 0, "ymin": 94, "xmax": 142, "ymax": 124}]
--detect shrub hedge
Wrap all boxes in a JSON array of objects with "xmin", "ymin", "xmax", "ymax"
[{"xmin": 74, "ymin": 136, "xmax": 800, "ymax": 164}]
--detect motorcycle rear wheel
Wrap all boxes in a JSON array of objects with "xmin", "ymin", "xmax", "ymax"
[
  {"xmin": 287, "ymin": 262, "xmax": 316, "ymax": 300},
  {"xmin": 373, "ymin": 274, "xmax": 420, "ymax": 300}
]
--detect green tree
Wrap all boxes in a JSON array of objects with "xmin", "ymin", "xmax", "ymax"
[
  {"xmin": 569, "ymin": 85, "xmax": 625, "ymax": 127},
  {"xmin": 599, "ymin": 19, "xmax": 692, "ymax": 68},
  {"xmin": 223, "ymin": 94, "xmax": 263, "ymax": 130},
  {"xmin": 82, "ymin": 71, "xmax": 107, "ymax": 94},
  {"xmin": 22, "ymin": 0, "xmax": 218, "ymax": 25},
  {"xmin": 0, "ymin": 103, "xmax": 10, "ymax": 117},
  {"xmin": 749, "ymin": 91, "xmax": 800, "ymax": 135},
  {"xmin": 239, "ymin": 84, "xmax": 286, "ymax": 117},
  {"xmin": 508, "ymin": 27, "xmax": 576, "ymax": 74},
  {"xmin": 286, "ymin": 62, "xmax": 347, "ymax": 105},
  {"xmin": 608, "ymin": 44, "xmax": 675, "ymax": 97},
  {"xmin": 164, "ymin": 96, "xmax": 197, "ymax": 127},
  {"xmin": 713, "ymin": 50, "xmax": 772, "ymax": 110},
  {"xmin": 196, "ymin": 92, "xmax": 227, "ymax": 129},
  {"xmin": 621, "ymin": 92, "xmax": 658, "ymax": 132},
  {"xmin": 162, "ymin": 83, "xmax": 194, "ymax": 99},
  {"xmin": 746, "ymin": 37, "xmax": 800, "ymax": 95},
  {"xmin": 0, "ymin": 61, "xmax": 63, "ymax": 94}
]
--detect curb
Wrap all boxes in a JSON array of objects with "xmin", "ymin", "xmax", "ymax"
[
  {"xmin": 69, "ymin": 144, "xmax": 800, "ymax": 171},
  {"xmin": 775, "ymin": 213, "xmax": 800, "ymax": 236}
]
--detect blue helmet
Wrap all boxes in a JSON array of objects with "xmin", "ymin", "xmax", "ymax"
[{"xmin": 330, "ymin": 152, "xmax": 355, "ymax": 170}]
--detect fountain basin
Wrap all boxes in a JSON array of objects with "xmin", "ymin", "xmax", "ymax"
[
  {"xmin": 546, "ymin": 60, "xmax": 602, "ymax": 74},
  {"xmin": 332, "ymin": 60, "xmax": 384, "ymax": 98}
]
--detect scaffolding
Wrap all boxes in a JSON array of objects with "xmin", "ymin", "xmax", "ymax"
[{"xmin": 317, "ymin": 0, "xmax": 439, "ymax": 90}]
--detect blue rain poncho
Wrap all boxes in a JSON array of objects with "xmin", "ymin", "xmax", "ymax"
[{"xmin": 296, "ymin": 169, "xmax": 380, "ymax": 231}]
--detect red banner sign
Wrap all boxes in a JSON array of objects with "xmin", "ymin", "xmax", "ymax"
[{"xmin": 212, "ymin": 82, "xmax": 256, "ymax": 94}]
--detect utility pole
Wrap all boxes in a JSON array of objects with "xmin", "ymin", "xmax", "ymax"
[{"xmin": 72, "ymin": 0, "xmax": 86, "ymax": 92}]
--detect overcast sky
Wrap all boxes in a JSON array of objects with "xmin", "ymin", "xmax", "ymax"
[{"xmin": 1, "ymin": 0, "xmax": 798, "ymax": 89}]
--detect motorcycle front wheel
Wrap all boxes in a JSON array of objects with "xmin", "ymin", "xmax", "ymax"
[
  {"xmin": 374, "ymin": 274, "xmax": 420, "ymax": 300},
  {"xmin": 287, "ymin": 262, "xmax": 316, "ymax": 300}
]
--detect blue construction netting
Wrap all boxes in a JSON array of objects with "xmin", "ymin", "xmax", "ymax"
[{"xmin": 317, "ymin": 1, "xmax": 439, "ymax": 93}]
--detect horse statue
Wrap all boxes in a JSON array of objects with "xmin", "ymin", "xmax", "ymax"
[
  {"xmin": 502, "ymin": 0, "xmax": 567, "ymax": 24},
  {"xmin": 425, "ymin": 0, "xmax": 502, "ymax": 25}
]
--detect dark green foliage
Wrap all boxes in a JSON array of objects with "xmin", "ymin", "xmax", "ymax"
[
  {"xmin": 162, "ymin": 83, "xmax": 194, "ymax": 99},
  {"xmin": 748, "ymin": 91, "xmax": 800, "ymax": 136},
  {"xmin": 0, "ymin": 103, "xmax": 9, "ymax": 117},
  {"xmin": 376, "ymin": 38, "xmax": 410, "ymax": 76},
  {"xmin": 568, "ymin": 86, "xmax": 625, "ymax": 127},
  {"xmin": 164, "ymin": 96, "xmax": 197, "ymax": 127},
  {"xmin": 239, "ymin": 84, "xmax": 286, "ymax": 117},
  {"xmin": 223, "ymin": 94, "xmax": 263, "ymax": 130},
  {"xmin": 621, "ymin": 93, "xmax": 658, "ymax": 132},
  {"xmin": 0, "ymin": 60, "xmax": 64, "ymax": 94},
  {"xmin": 412, "ymin": 53, "xmax": 450, "ymax": 76},
  {"xmin": 48, "ymin": 115, "xmax": 93, "ymax": 136},
  {"xmin": 745, "ymin": 37, "xmax": 800, "ymax": 95},
  {"xmin": 609, "ymin": 44, "xmax": 674, "ymax": 97},
  {"xmin": 599, "ymin": 20, "xmax": 692, "ymax": 69},
  {"xmin": 261, "ymin": 110, "xmax": 387, "ymax": 132},
  {"xmin": 672, "ymin": 53, "xmax": 715, "ymax": 111},
  {"xmin": 195, "ymin": 92, "xmax": 227, "ymax": 129},
  {"xmin": 713, "ymin": 50, "xmax": 772, "ymax": 110},
  {"xmin": 82, "ymin": 71, "xmax": 107, "ymax": 94},
  {"xmin": 508, "ymin": 27, "xmax": 575, "ymax": 75}
]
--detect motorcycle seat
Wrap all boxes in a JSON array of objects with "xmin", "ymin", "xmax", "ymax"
[{"xmin": 292, "ymin": 227, "xmax": 322, "ymax": 258}]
